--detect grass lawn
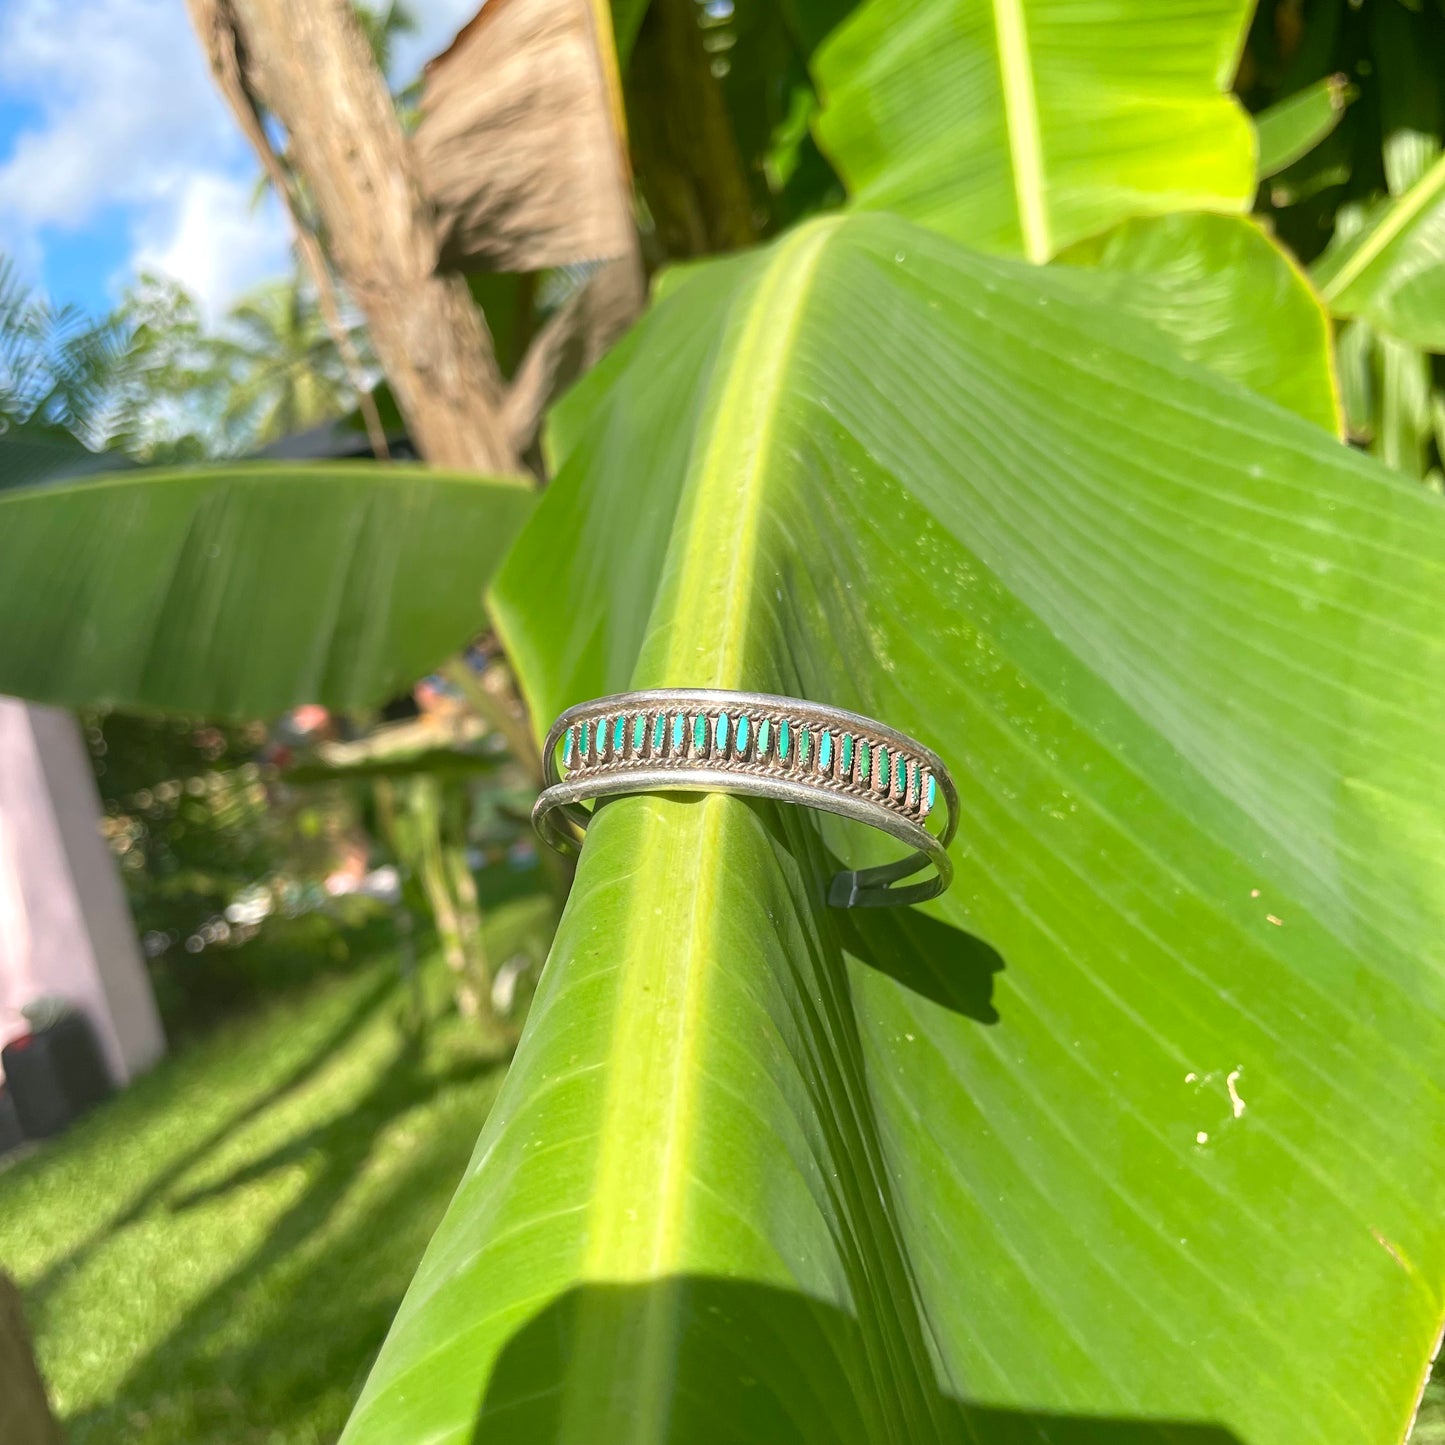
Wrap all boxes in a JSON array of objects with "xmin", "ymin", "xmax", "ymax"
[
  {"xmin": 0, "ymin": 884, "xmax": 553, "ymax": 1445},
  {"xmin": 9, "ymin": 870, "xmax": 1444, "ymax": 1444}
]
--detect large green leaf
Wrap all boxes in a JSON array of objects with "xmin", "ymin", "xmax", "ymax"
[
  {"xmin": 0, "ymin": 462, "xmax": 533, "ymax": 719},
  {"xmin": 611, "ymin": 0, "xmax": 653, "ymax": 67},
  {"xmin": 1058, "ymin": 213, "xmax": 1340, "ymax": 433},
  {"xmin": 343, "ymin": 215, "xmax": 1445, "ymax": 1445},
  {"xmin": 1315, "ymin": 153, "xmax": 1445, "ymax": 352},
  {"xmin": 811, "ymin": 0, "xmax": 1256, "ymax": 260},
  {"xmin": 1254, "ymin": 74, "xmax": 1352, "ymax": 181}
]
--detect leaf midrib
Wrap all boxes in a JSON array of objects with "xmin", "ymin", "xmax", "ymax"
[
  {"xmin": 663, "ymin": 218, "xmax": 842, "ymax": 682},
  {"xmin": 1320, "ymin": 151, "xmax": 1445, "ymax": 301},
  {"xmin": 556, "ymin": 219, "xmax": 840, "ymax": 1445},
  {"xmin": 990, "ymin": 0, "xmax": 1050, "ymax": 262}
]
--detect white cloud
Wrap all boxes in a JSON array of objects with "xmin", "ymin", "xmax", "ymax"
[
  {"xmin": 0, "ymin": 0, "xmax": 480, "ymax": 312},
  {"xmin": 0, "ymin": 0, "xmax": 284, "ymax": 311},
  {"xmin": 0, "ymin": 0, "xmax": 240, "ymax": 230},
  {"xmin": 131, "ymin": 172, "xmax": 292, "ymax": 319}
]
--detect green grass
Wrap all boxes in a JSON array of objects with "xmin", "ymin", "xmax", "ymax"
[
  {"xmin": 0, "ymin": 887, "xmax": 553, "ymax": 1445},
  {"xmin": 7, "ymin": 872, "xmax": 1444, "ymax": 1442}
]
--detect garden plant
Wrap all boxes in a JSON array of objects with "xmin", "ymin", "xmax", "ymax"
[{"xmin": 3, "ymin": 1, "xmax": 1445, "ymax": 1442}]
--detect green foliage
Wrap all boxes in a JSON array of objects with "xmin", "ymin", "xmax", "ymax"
[
  {"xmin": 86, "ymin": 711, "xmax": 274, "ymax": 935},
  {"xmin": 618, "ymin": 0, "xmax": 857, "ymax": 262},
  {"xmin": 0, "ymin": 263, "xmax": 375, "ymax": 466},
  {"xmin": 1058, "ymin": 212, "xmax": 1339, "ymax": 432},
  {"xmin": 692, "ymin": 0, "xmax": 853, "ymax": 231},
  {"xmin": 611, "ymin": 0, "xmax": 655, "ymax": 66},
  {"xmin": 1315, "ymin": 154, "xmax": 1445, "ymax": 354},
  {"xmin": 0, "ymin": 418, "xmax": 136, "ymax": 491},
  {"xmin": 0, "ymin": 257, "xmax": 126, "ymax": 443},
  {"xmin": 0, "ymin": 462, "xmax": 534, "ymax": 719},
  {"xmin": 102, "ymin": 273, "xmax": 234, "ymax": 463},
  {"xmin": 1254, "ymin": 72, "xmax": 1353, "ymax": 179},
  {"xmin": 796, "ymin": 0, "xmax": 1341, "ymax": 432},
  {"xmin": 209, "ymin": 278, "xmax": 361, "ymax": 447},
  {"xmin": 7, "ymin": 3, "xmax": 1445, "ymax": 1440},
  {"xmin": 812, "ymin": 0, "xmax": 1256, "ymax": 261},
  {"xmin": 1244, "ymin": 0, "xmax": 1445, "ymax": 482},
  {"xmin": 338, "ymin": 214, "xmax": 1445, "ymax": 1445},
  {"xmin": 353, "ymin": 0, "xmax": 417, "ymax": 78},
  {"xmin": 107, "ymin": 271, "xmax": 373, "ymax": 461},
  {"xmin": 80, "ymin": 709, "xmax": 391, "ymax": 1031}
]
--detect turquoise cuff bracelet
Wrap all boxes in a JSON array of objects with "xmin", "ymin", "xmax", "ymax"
[{"xmin": 532, "ymin": 689, "xmax": 957, "ymax": 907}]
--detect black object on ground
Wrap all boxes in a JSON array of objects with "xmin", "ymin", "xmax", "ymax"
[
  {"xmin": 0, "ymin": 1089, "xmax": 23, "ymax": 1158},
  {"xmin": 2, "ymin": 1014, "xmax": 112, "ymax": 1139}
]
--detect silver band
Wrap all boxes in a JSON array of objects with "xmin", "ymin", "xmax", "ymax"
[{"xmin": 532, "ymin": 689, "xmax": 957, "ymax": 907}]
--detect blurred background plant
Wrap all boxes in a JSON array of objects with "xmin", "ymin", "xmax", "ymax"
[
  {"xmin": 1, "ymin": 263, "xmax": 370, "ymax": 465},
  {"xmin": 1244, "ymin": 0, "xmax": 1445, "ymax": 483},
  {"xmin": 0, "ymin": 257, "xmax": 126, "ymax": 448}
]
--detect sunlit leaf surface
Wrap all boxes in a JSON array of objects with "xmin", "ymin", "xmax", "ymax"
[
  {"xmin": 344, "ymin": 216, "xmax": 1445, "ymax": 1445},
  {"xmin": 1059, "ymin": 212, "xmax": 1340, "ymax": 432},
  {"xmin": 1316, "ymin": 153, "xmax": 1445, "ymax": 353},
  {"xmin": 811, "ymin": 0, "xmax": 1255, "ymax": 260}
]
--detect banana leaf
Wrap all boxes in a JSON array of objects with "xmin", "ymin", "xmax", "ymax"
[
  {"xmin": 343, "ymin": 214, "xmax": 1445, "ymax": 1445},
  {"xmin": 811, "ymin": 0, "xmax": 1256, "ymax": 261},
  {"xmin": 0, "ymin": 462, "xmax": 534, "ymax": 720}
]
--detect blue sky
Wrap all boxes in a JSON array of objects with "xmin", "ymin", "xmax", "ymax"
[{"xmin": 0, "ymin": 0, "xmax": 479, "ymax": 321}]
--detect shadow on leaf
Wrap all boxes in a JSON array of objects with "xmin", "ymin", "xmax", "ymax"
[
  {"xmin": 839, "ymin": 902, "xmax": 1005, "ymax": 1023},
  {"xmin": 469, "ymin": 1277, "xmax": 1242, "ymax": 1445}
]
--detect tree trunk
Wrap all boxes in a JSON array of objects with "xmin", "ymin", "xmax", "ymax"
[
  {"xmin": 187, "ymin": 0, "xmax": 519, "ymax": 473},
  {"xmin": 0, "ymin": 1273, "xmax": 64, "ymax": 1445}
]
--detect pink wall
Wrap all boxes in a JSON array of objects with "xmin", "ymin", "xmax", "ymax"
[{"xmin": 0, "ymin": 699, "xmax": 164, "ymax": 1085}]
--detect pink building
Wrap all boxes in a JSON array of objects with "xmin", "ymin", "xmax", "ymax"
[{"xmin": 0, "ymin": 698, "xmax": 164, "ymax": 1087}]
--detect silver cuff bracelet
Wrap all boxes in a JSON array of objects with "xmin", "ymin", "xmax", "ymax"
[{"xmin": 532, "ymin": 689, "xmax": 957, "ymax": 907}]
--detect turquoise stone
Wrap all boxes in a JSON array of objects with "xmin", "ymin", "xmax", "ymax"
[
  {"xmin": 922, "ymin": 772, "xmax": 936, "ymax": 816},
  {"xmin": 798, "ymin": 727, "xmax": 812, "ymax": 766},
  {"xmin": 736, "ymin": 715, "xmax": 751, "ymax": 755},
  {"xmin": 778, "ymin": 719, "xmax": 791, "ymax": 761},
  {"xmin": 613, "ymin": 715, "xmax": 626, "ymax": 754},
  {"xmin": 757, "ymin": 718, "xmax": 772, "ymax": 757},
  {"xmin": 563, "ymin": 726, "xmax": 576, "ymax": 768},
  {"xmin": 652, "ymin": 713, "xmax": 666, "ymax": 753},
  {"xmin": 857, "ymin": 738, "xmax": 870, "ymax": 783},
  {"xmin": 596, "ymin": 715, "xmax": 609, "ymax": 761},
  {"xmin": 874, "ymin": 744, "xmax": 888, "ymax": 791},
  {"xmin": 818, "ymin": 730, "xmax": 833, "ymax": 772},
  {"xmin": 841, "ymin": 733, "xmax": 853, "ymax": 775},
  {"xmin": 895, "ymin": 755, "xmax": 908, "ymax": 796},
  {"xmin": 693, "ymin": 714, "xmax": 708, "ymax": 754},
  {"xmin": 715, "ymin": 713, "xmax": 730, "ymax": 752},
  {"xmin": 633, "ymin": 714, "xmax": 646, "ymax": 752},
  {"xmin": 672, "ymin": 713, "xmax": 686, "ymax": 753},
  {"xmin": 580, "ymin": 719, "xmax": 592, "ymax": 760}
]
